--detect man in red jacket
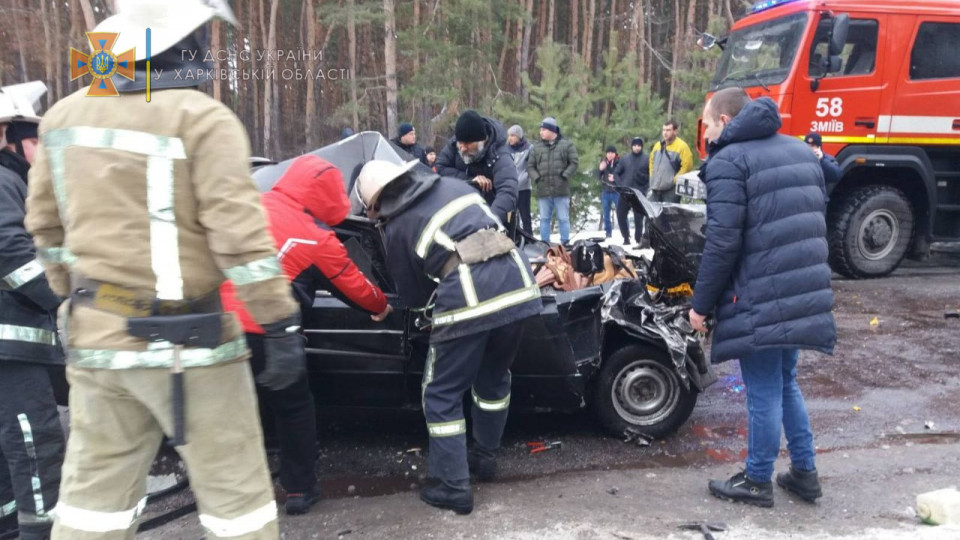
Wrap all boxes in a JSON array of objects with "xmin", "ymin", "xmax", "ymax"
[{"xmin": 222, "ymin": 155, "xmax": 391, "ymax": 515}]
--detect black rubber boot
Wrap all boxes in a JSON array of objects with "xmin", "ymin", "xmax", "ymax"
[
  {"xmin": 285, "ymin": 484, "xmax": 321, "ymax": 515},
  {"xmin": 776, "ymin": 466, "xmax": 822, "ymax": 502},
  {"xmin": 419, "ymin": 479, "xmax": 474, "ymax": 515},
  {"xmin": 468, "ymin": 448, "xmax": 498, "ymax": 483},
  {"xmin": 708, "ymin": 471, "xmax": 774, "ymax": 508}
]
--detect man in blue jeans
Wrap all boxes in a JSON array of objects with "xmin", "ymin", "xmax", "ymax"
[
  {"xmin": 597, "ymin": 145, "xmax": 620, "ymax": 239},
  {"xmin": 689, "ymin": 88, "xmax": 836, "ymax": 507},
  {"xmin": 528, "ymin": 117, "xmax": 579, "ymax": 245}
]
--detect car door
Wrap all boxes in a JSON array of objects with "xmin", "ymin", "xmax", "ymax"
[{"xmin": 302, "ymin": 216, "xmax": 410, "ymax": 407}]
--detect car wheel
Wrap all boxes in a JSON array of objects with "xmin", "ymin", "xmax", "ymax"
[
  {"xmin": 594, "ymin": 343, "xmax": 698, "ymax": 438},
  {"xmin": 829, "ymin": 186, "xmax": 914, "ymax": 278}
]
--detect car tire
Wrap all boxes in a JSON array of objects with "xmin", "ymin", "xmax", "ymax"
[
  {"xmin": 593, "ymin": 343, "xmax": 697, "ymax": 439},
  {"xmin": 828, "ymin": 186, "xmax": 914, "ymax": 279}
]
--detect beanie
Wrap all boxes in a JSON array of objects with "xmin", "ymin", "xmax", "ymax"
[
  {"xmin": 540, "ymin": 117, "xmax": 559, "ymax": 134},
  {"xmin": 398, "ymin": 122, "xmax": 415, "ymax": 137},
  {"xmin": 508, "ymin": 125, "xmax": 524, "ymax": 139},
  {"xmin": 631, "ymin": 137, "xmax": 644, "ymax": 147},
  {"xmin": 804, "ymin": 132, "xmax": 822, "ymax": 147},
  {"xmin": 605, "ymin": 145, "xmax": 617, "ymax": 154},
  {"xmin": 455, "ymin": 110, "xmax": 487, "ymax": 143}
]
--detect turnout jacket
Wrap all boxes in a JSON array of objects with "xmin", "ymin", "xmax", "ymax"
[
  {"xmin": 0, "ymin": 149, "xmax": 62, "ymax": 365},
  {"xmin": 25, "ymin": 88, "xmax": 298, "ymax": 369},
  {"xmin": 222, "ymin": 155, "xmax": 387, "ymax": 333},
  {"xmin": 435, "ymin": 116, "xmax": 519, "ymax": 226},
  {"xmin": 378, "ymin": 174, "xmax": 541, "ymax": 342},
  {"xmin": 691, "ymin": 98, "xmax": 836, "ymax": 363}
]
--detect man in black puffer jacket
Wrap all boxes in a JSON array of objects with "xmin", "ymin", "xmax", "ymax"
[
  {"xmin": 689, "ymin": 88, "xmax": 836, "ymax": 508},
  {"xmin": 435, "ymin": 110, "xmax": 518, "ymax": 229}
]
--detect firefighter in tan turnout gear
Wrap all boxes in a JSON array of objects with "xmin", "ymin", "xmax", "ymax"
[{"xmin": 24, "ymin": 1, "xmax": 305, "ymax": 538}]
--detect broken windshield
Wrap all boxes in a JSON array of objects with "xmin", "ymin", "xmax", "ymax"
[{"xmin": 711, "ymin": 12, "xmax": 808, "ymax": 91}]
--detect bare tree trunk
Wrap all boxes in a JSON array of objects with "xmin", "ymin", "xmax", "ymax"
[
  {"xmin": 514, "ymin": 2, "xmax": 523, "ymax": 93},
  {"xmin": 53, "ymin": 0, "xmax": 64, "ymax": 100},
  {"xmin": 667, "ymin": 0, "xmax": 682, "ymax": 116},
  {"xmin": 79, "ymin": 0, "xmax": 96, "ymax": 31},
  {"xmin": 593, "ymin": 0, "xmax": 606, "ymax": 74},
  {"xmin": 547, "ymin": 0, "xmax": 556, "ymax": 42},
  {"xmin": 584, "ymin": 0, "xmax": 596, "ymax": 66},
  {"xmin": 723, "ymin": 0, "xmax": 734, "ymax": 29},
  {"xmin": 211, "ymin": 19, "xmax": 222, "ymax": 101},
  {"xmin": 609, "ymin": 0, "xmax": 618, "ymax": 53},
  {"xmin": 347, "ymin": 0, "xmax": 359, "ymax": 130},
  {"xmin": 571, "ymin": 0, "xmax": 580, "ymax": 54},
  {"xmin": 498, "ymin": 19, "xmax": 510, "ymax": 77},
  {"xmin": 384, "ymin": 0, "xmax": 398, "ymax": 136},
  {"xmin": 41, "ymin": 0, "xmax": 53, "ymax": 101},
  {"xmin": 264, "ymin": 0, "xmax": 279, "ymax": 158},
  {"xmin": 643, "ymin": 0, "xmax": 652, "ymax": 82},
  {"xmin": 520, "ymin": 0, "xmax": 534, "ymax": 100},
  {"xmin": 629, "ymin": 0, "xmax": 642, "ymax": 58},
  {"xmin": 305, "ymin": 0, "xmax": 318, "ymax": 148},
  {"xmin": 13, "ymin": 0, "xmax": 29, "ymax": 81}
]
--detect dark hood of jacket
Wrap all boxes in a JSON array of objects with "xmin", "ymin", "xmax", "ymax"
[
  {"xmin": 0, "ymin": 149, "xmax": 29, "ymax": 182},
  {"xmin": 709, "ymin": 97, "xmax": 782, "ymax": 155},
  {"xmin": 509, "ymin": 137, "xmax": 529, "ymax": 153},
  {"xmin": 376, "ymin": 169, "xmax": 441, "ymax": 220},
  {"xmin": 272, "ymin": 155, "xmax": 351, "ymax": 226}
]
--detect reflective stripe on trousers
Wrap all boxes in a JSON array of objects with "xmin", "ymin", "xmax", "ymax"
[
  {"xmin": 198, "ymin": 501, "xmax": 278, "ymax": 538},
  {"xmin": 3, "ymin": 259, "xmax": 44, "ymax": 289},
  {"xmin": 54, "ymin": 498, "xmax": 147, "ymax": 533},
  {"xmin": 0, "ymin": 324, "xmax": 58, "ymax": 346},
  {"xmin": 16, "ymin": 414, "xmax": 49, "ymax": 520}
]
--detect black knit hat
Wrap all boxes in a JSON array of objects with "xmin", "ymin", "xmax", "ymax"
[
  {"xmin": 425, "ymin": 146, "xmax": 436, "ymax": 154},
  {"xmin": 631, "ymin": 137, "xmax": 644, "ymax": 147},
  {"xmin": 455, "ymin": 110, "xmax": 487, "ymax": 143},
  {"xmin": 605, "ymin": 145, "xmax": 617, "ymax": 154},
  {"xmin": 398, "ymin": 122, "xmax": 415, "ymax": 137},
  {"xmin": 804, "ymin": 132, "xmax": 822, "ymax": 147},
  {"xmin": 4, "ymin": 121, "xmax": 38, "ymax": 143}
]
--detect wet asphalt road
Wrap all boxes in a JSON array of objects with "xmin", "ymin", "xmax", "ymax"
[
  {"xmin": 136, "ymin": 255, "xmax": 959, "ymax": 534},
  {"xmin": 301, "ymin": 256, "xmax": 960, "ymax": 500}
]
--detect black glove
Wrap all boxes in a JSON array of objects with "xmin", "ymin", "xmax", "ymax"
[
  {"xmin": 256, "ymin": 314, "xmax": 307, "ymax": 391},
  {"xmin": 16, "ymin": 277, "xmax": 63, "ymax": 313}
]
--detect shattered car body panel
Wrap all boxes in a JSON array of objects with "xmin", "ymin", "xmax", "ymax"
[{"xmin": 251, "ymin": 134, "xmax": 715, "ymax": 432}]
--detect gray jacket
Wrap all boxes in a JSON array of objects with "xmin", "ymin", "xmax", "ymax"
[{"xmin": 509, "ymin": 139, "xmax": 532, "ymax": 191}]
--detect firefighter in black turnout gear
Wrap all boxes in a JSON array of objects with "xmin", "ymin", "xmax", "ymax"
[
  {"xmin": 356, "ymin": 159, "xmax": 541, "ymax": 515},
  {"xmin": 0, "ymin": 82, "xmax": 65, "ymax": 540}
]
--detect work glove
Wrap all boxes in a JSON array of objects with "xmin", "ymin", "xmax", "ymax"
[{"xmin": 257, "ymin": 314, "xmax": 307, "ymax": 391}]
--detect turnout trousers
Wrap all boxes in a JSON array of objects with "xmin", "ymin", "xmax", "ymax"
[
  {"xmin": 52, "ymin": 361, "xmax": 279, "ymax": 540},
  {"xmin": 421, "ymin": 322, "xmax": 524, "ymax": 486},
  {"xmin": 0, "ymin": 362, "xmax": 65, "ymax": 540}
]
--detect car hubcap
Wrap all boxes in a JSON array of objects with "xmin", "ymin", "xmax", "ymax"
[
  {"xmin": 611, "ymin": 359, "xmax": 680, "ymax": 426},
  {"xmin": 858, "ymin": 209, "xmax": 899, "ymax": 261}
]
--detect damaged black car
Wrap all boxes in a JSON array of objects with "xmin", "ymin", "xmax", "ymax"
[{"xmin": 251, "ymin": 132, "xmax": 716, "ymax": 439}]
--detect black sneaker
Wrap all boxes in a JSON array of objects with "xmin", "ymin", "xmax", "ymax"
[
  {"xmin": 419, "ymin": 479, "xmax": 474, "ymax": 515},
  {"xmin": 708, "ymin": 471, "xmax": 774, "ymax": 508},
  {"xmin": 468, "ymin": 449, "xmax": 498, "ymax": 482},
  {"xmin": 777, "ymin": 466, "xmax": 822, "ymax": 502},
  {"xmin": 285, "ymin": 485, "xmax": 321, "ymax": 515}
]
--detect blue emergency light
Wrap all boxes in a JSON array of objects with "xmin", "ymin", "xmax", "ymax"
[{"xmin": 750, "ymin": 0, "xmax": 802, "ymax": 14}]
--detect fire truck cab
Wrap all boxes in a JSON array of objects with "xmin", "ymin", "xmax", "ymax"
[{"xmin": 698, "ymin": 0, "xmax": 960, "ymax": 278}]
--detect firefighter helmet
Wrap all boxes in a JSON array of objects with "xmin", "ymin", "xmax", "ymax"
[
  {"xmin": 355, "ymin": 159, "xmax": 420, "ymax": 216},
  {"xmin": 0, "ymin": 81, "xmax": 46, "ymax": 126}
]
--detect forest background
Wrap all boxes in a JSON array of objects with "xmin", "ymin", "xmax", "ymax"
[{"xmin": 0, "ymin": 0, "xmax": 757, "ymax": 223}]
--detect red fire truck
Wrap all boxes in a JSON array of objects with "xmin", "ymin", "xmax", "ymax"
[{"xmin": 697, "ymin": 0, "xmax": 960, "ymax": 278}]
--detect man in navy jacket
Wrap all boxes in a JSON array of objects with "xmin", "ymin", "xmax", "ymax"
[{"xmin": 689, "ymin": 88, "xmax": 836, "ymax": 508}]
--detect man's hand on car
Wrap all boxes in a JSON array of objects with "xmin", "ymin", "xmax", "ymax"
[
  {"xmin": 472, "ymin": 175, "xmax": 493, "ymax": 192},
  {"xmin": 371, "ymin": 304, "xmax": 394, "ymax": 322},
  {"xmin": 689, "ymin": 308, "xmax": 709, "ymax": 334}
]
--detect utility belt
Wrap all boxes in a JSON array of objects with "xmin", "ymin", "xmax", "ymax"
[
  {"xmin": 70, "ymin": 276, "xmax": 222, "ymax": 318},
  {"xmin": 438, "ymin": 228, "xmax": 517, "ymax": 279}
]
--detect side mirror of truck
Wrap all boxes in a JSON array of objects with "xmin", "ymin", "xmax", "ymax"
[
  {"xmin": 828, "ymin": 14, "xmax": 850, "ymax": 57},
  {"xmin": 698, "ymin": 33, "xmax": 717, "ymax": 50}
]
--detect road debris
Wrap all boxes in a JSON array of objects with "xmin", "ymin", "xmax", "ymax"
[
  {"xmin": 608, "ymin": 486, "xmax": 620, "ymax": 496},
  {"xmin": 853, "ymin": 406, "xmax": 862, "ymax": 412},
  {"xmin": 527, "ymin": 441, "xmax": 562, "ymax": 455},
  {"xmin": 623, "ymin": 428, "xmax": 653, "ymax": 447},
  {"xmin": 925, "ymin": 421, "xmax": 936, "ymax": 430}
]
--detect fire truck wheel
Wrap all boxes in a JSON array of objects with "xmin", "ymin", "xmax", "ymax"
[
  {"xmin": 829, "ymin": 185, "xmax": 914, "ymax": 279},
  {"xmin": 594, "ymin": 343, "xmax": 698, "ymax": 439}
]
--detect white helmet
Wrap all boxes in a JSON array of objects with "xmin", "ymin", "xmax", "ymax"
[
  {"xmin": 355, "ymin": 159, "xmax": 420, "ymax": 215},
  {"xmin": 0, "ymin": 81, "xmax": 47, "ymax": 125},
  {"xmin": 94, "ymin": 0, "xmax": 238, "ymax": 61}
]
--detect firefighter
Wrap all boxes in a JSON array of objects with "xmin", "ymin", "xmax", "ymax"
[
  {"xmin": 221, "ymin": 155, "xmax": 392, "ymax": 515},
  {"xmin": 25, "ymin": 1, "xmax": 305, "ymax": 538},
  {"xmin": 355, "ymin": 159, "xmax": 542, "ymax": 515},
  {"xmin": 0, "ymin": 81, "xmax": 66, "ymax": 540}
]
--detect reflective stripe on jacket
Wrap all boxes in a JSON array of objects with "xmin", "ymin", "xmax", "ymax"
[{"xmin": 25, "ymin": 88, "xmax": 298, "ymax": 369}]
